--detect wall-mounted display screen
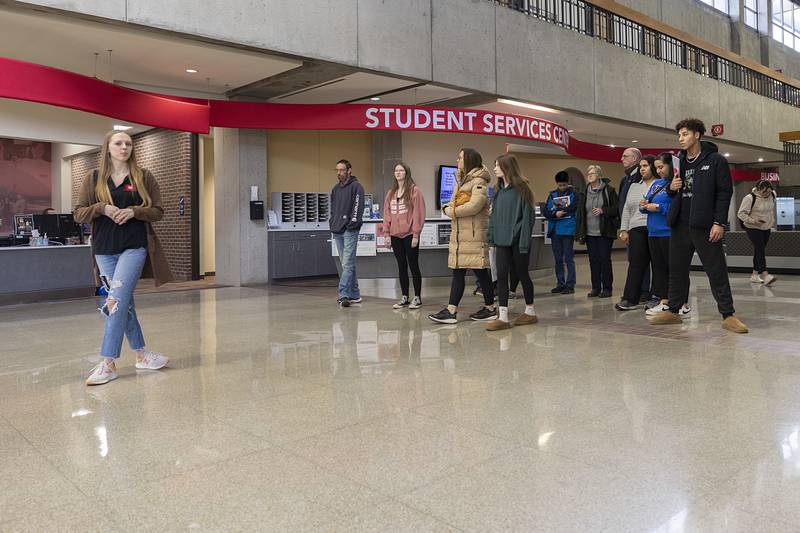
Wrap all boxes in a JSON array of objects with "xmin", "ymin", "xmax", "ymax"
[{"xmin": 435, "ymin": 165, "xmax": 458, "ymax": 210}]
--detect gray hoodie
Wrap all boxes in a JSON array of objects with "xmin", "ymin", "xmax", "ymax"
[{"xmin": 329, "ymin": 176, "xmax": 365, "ymax": 234}]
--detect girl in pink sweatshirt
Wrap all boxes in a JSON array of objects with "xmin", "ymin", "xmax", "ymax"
[{"xmin": 383, "ymin": 162, "xmax": 426, "ymax": 309}]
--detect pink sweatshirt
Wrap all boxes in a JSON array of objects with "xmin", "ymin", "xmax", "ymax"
[{"xmin": 382, "ymin": 185, "xmax": 426, "ymax": 238}]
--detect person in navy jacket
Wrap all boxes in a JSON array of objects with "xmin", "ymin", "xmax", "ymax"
[{"xmin": 542, "ymin": 171, "xmax": 577, "ymax": 294}]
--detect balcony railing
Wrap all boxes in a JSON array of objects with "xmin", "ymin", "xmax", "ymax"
[{"xmin": 495, "ymin": 0, "xmax": 800, "ymax": 108}]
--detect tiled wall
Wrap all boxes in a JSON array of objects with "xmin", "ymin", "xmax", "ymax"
[{"xmin": 71, "ymin": 130, "xmax": 194, "ymax": 280}]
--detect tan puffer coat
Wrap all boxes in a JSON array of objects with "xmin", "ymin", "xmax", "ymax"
[{"xmin": 442, "ymin": 165, "xmax": 491, "ymax": 269}]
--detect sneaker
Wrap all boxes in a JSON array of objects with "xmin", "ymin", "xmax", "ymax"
[
  {"xmin": 615, "ymin": 300, "xmax": 638, "ymax": 311},
  {"xmin": 409, "ymin": 296, "xmax": 422, "ymax": 310},
  {"xmin": 135, "ymin": 351, "xmax": 169, "ymax": 370},
  {"xmin": 470, "ymin": 307, "xmax": 498, "ymax": 321},
  {"xmin": 763, "ymin": 274, "xmax": 776, "ymax": 286},
  {"xmin": 679, "ymin": 304, "xmax": 691, "ymax": 317},
  {"xmin": 587, "ymin": 289, "xmax": 600, "ymax": 298},
  {"xmin": 645, "ymin": 297, "xmax": 661, "ymax": 309},
  {"xmin": 86, "ymin": 359, "xmax": 118, "ymax": 386},
  {"xmin": 722, "ymin": 316, "xmax": 748, "ymax": 334},
  {"xmin": 473, "ymin": 287, "xmax": 482, "ymax": 296},
  {"xmin": 562, "ymin": 287, "xmax": 575, "ymax": 294},
  {"xmin": 639, "ymin": 294, "xmax": 652, "ymax": 304},
  {"xmin": 550, "ymin": 286, "xmax": 565, "ymax": 294},
  {"xmin": 337, "ymin": 297, "xmax": 350, "ymax": 307},
  {"xmin": 429, "ymin": 308, "xmax": 457, "ymax": 324},
  {"xmin": 514, "ymin": 313, "xmax": 538, "ymax": 326},
  {"xmin": 645, "ymin": 303, "xmax": 668, "ymax": 316},
  {"xmin": 750, "ymin": 274, "xmax": 764, "ymax": 284},
  {"xmin": 599, "ymin": 290, "xmax": 612, "ymax": 298},
  {"xmin": 649, "ymin": 311, "xmax": 682, "ymax": 325},
  {"xmin": 393, "ymin": 296, "xmax": 410, "ymax": 309},
  {"xmin": 486, "ymin": 319, "xmax": 511, "ymax": 331},
  {"xmin": 349, "ymin": 297, "xmax": 363, "ymax": 304}
]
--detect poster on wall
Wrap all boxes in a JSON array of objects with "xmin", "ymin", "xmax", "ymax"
[{"xmin": 0, "ymin": 137, "xmax": 52, "ymax": 235}]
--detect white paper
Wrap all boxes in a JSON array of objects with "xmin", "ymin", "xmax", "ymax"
[
  {"xmin": 420, "ymin": 223, "xmax": 438, "ymax": 247},
  {"xmin": 250, "ymin": 186, "xmax": 259, "ymax": 201}
]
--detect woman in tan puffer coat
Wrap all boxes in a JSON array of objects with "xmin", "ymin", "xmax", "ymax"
[{"xmin": 429, "ymin": 148, "xmax": 498, "ymax": 324}]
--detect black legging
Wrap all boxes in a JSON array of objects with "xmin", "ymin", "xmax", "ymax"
[
  {"xmin": 745, "ymin": 228, "xmax": 771, "ymax": 273},
  {"xmin": 648, "ymin": 236, "xmax": 670, "ymax": 301},
  {"xmin": 450, "ymin": 268, "xmax": 493, "ymax": 307},
  {"xmin": 391, "ymin": 235, "xmax": 422, "ymax": 297},
  {"xmin": 496, "ymin": 243, "xmax": 534, "ymax": 307},
  {"xmin": 622, "ymin": 226, "xmax": 651, "ymax": 304}
]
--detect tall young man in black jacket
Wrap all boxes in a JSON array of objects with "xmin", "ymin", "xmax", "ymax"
[
  {"xmin": 650, "ymin": 119, "xmax": 748, "ymax": 333},
  {"xmin": 330, "ymin": 159, "xmax": 365, "ymax": 307}
]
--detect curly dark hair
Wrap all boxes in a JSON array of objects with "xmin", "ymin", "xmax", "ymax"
[{"xmin": 674, "ymin": 118, "xmax": 706, "ymax": 136}]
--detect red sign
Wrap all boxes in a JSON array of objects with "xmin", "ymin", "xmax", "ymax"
[
  {"xmin": 731, "ymin": 168, "xmax": 779, "ymax": 182},
  {"xmin": 711, "ymin": 124, "xmax": 724, "ymax": 136}
]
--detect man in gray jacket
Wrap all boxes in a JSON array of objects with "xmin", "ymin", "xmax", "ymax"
[{"xmin": 330, "ymin": 159, "xmax": 365, "ymax": 307}]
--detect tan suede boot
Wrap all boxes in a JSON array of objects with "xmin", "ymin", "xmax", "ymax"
[
  {"xmin": 514, "ymin": 314, "xmax": 539, "ymax": 326},
  {"xmin": 649, "ymin": 311, "xmax": 682, "ymax": 325},
  {"xmin": 486, "ymin": 319, "xmax": 512, "ymax": 331},
  {"xmin": 722, "ymin": 316, "xmax": 748, "ymax": 334}
]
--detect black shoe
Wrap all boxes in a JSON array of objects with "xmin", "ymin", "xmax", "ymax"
[
  {"xmin": 337, "ymin": 297, "xmax": 350, "ymax": 307},
  {"xmin": 551, "ymin": 286, "xmax": 565, "ymax": 294},
  {"xmin": 562, "ymin": 287, "xmax": 575, "ymax": 294},
  {"xmin": 645, "ymin": 297, "xmax": 661, "ymax": 310},
  {"xmin": 429, "ymin": 308, "xmax": 457, "ymax": 324},
  {"xmin": 469, "ymin": 307, "xmax": 498, "ymax": 321},
  {"xmin": 473, "ymin": 287, "xmax": 483, "ymax": 296},
  {"xmin": 599, "ymin": 291, "xmax": 612, "ymax": 298},
  {"xmin": 587, "ymin": 289, "xmax": 600, "ymax": 298},
  {"xmin": 615, "ymin": 300, "xmax": 639, "ymax": 311}
]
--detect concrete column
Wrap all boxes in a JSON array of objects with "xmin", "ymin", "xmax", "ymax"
[
  {"xmin": 213, "ymin": 128, "xmax": 269, "ymax": 286},
  {"xmin": 371, "ymin": 131, "xmax": 403, "ymax": 215}
]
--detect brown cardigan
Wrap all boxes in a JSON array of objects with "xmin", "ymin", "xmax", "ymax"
[{"xmin": 73, "ymin": 169, "xmax": 173, "ymax": 287}]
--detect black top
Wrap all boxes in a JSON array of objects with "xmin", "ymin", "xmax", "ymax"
[
  {"xmin": 679, "ymin": 154, "xmax": 702, "ymax": 224},
  {"xmin": 667, "ymin": 141, "xmax": 733, "ymax": 229},
  {"xmin": 92, "ymin": 176, "xmax": 148, "ymax": 255}
]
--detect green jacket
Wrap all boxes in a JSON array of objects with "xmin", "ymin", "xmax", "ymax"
[{"xmin": 488, "ymin": 184, "xmax": 534, "ymax": 253}]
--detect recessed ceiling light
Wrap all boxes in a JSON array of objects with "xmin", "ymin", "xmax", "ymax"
[
  {"xmin": 185, "ymin": 68, "xmax": 198, "ymax": 73},
  {"xmin": 497, "ymin": 98, "xmax": 560, "ymax": 114},
  {"xmin": 724, "ymin": 153, "xmax": 731, "ymax": 157},
  {"xmin": 113, "ymin": 125, "xmax": 132, "ymax": 131},
  {"xmin": 758, "ymin": 157, "xmax": 764, "ymax": 162},
  {"xmin": 370, "ymin": 97, "xmax": 380, "ymax": 101},
  {"xmin": 610, "ymin": 144, "xmax": 616, "ymax": 148},
  {"xmin": 632, "ymin": 140, "xmax": 639, "ymax": 143}
]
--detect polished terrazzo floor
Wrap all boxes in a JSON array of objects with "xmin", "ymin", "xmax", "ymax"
[{"xmin": 2, "ymin": 258, "xmax": 800, "ymax": 532}]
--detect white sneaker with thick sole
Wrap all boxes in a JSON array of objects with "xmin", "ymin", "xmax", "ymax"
[
  {"xmin": 135, "ymin": 351, "xmax": 169, "ymax": 370},
  {"xmin": 409, "ymin": 296, "xmax": 422, "ymax": 310},
  {"xmin": 750, "ymin": 274, "xmax": 764, "ymax": 284},
  {"xmin": 763, "ymin": 274, "xmax": 776, "ymax": 286},
  {"xmin": 679, "ymin": 304, "xmax": 691, "ymax": 318},
  {"xmin": 393, "ymin": 297, "xmax": 410, "ymax": 309},
  {"xmin": 645, "ymin": 303, "xmax": 668, "ymax": 316},
  {"xmin": 86, "ymin": 360, "xmax": 118, "ymax": 386}
]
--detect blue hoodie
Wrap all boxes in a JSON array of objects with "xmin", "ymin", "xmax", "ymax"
[
  {"xmin": 542, "ymin": 188, "xmax": 577, "ymax": 237},
  {"xmin": 639, "ymin": 178, "xmax": 671, "ymax": 237}
]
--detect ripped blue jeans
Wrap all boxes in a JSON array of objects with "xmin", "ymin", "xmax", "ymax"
[{"xmin": 95, "ymin": 247, "xmax": 147, "ymax": 359}]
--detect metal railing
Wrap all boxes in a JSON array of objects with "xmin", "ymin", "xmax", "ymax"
[
  {"xmin": 495, "ymin": 0, "xmax": 800, "ymax": 108},
  {"xmin": 785, "ymin": 141, "xmax": 800, "ymax": 165}
]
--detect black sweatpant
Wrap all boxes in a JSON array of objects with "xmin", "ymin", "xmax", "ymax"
[
  {"xmin": 745, "ymin": 228, "xmax": 771, "ymax": 274},
  {"xmin": 495, "ymin": 243, "xmax": 534, "ymax": 307},
  {"xmin": 648, "ymin": 236, "xmax": 670, "ymax": 301},
  {"xmin": 667, "ymin": 223, "xmax": 735, "ymax": 317},
  {"xmin": 622, "ymin": 227, "xmax": 651, "ymax": 304},
  {"xmin": 450, "ymin": 268, "xmax": 493, "ymax": 307},
  {"xmin": 585, "ymin": 236, "xmax": 614, "ymax": 292},
  {"xmin": 391, "ymin": 235, "xmax": 422, "ymax": 298}
]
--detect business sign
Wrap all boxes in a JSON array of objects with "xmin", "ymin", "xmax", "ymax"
[{"xmin": 711, "ymin": 124, "xmax": 724, "ymax": 136}]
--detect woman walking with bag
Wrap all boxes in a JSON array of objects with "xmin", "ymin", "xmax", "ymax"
[
  {"xmin": 429, "ymin": 148, "xmax": 496, "ymax": 324},
  {"xmin": 74, "ymin": 130, "xmax": 173, "ymax": 386},
  {"xmin": 485, "ymin": 154, "xmax": 537, "ymax": 331},
  {"xmin": 383, "ymin": 162, "xmax": 426, "ymax": 309},
  {"xmin": 738, "ymin": 179, "xmax": 777, "ymax": 285}
]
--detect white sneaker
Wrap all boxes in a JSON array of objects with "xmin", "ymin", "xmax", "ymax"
[
  {"xmin": 750, "ymin": 274, "xmax": 764, "ymax": 284},
  {"xmin": 86, "ymin": 360, "xmax": 118, "ymax": 386},
  {"xmin": 409, "ymin": 296, "xmax": 422, "ymax": 310},
  {"xmin": 393, "ymin": 296, "xmax": 410, "ymax": 309},
  {"xmin": 679, "ymin": 304, "xmax": 691, "ymax": 317},
  {"xmin": 135, "ymin": 351, "xmax": 169, "ymax": 370},
  {"xmin": 763, "ymin": 274, "xmax": 776, "ymax": 286},
  {"xmin": 349, "ymin": 297, "xmax": 363, "ymax": 304},
  {"xmin": 645, "ymin": 303, "xmax": 668, "ymax": 316}
]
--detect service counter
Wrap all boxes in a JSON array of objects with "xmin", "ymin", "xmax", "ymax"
[
  {"xmin": 691, "ymin": 231, "xmax": 800, "ymax": 272},
  {"xmin": 0, "ymin": 245, "xmax": 95, "ymax": 304}
]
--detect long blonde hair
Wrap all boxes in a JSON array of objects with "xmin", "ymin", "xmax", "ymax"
[{"xmin": 94, "ymin": 131, "xmax": 151, "ymax": 207}]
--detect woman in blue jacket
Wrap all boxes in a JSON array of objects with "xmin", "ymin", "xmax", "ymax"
[{"xmin": 542, "ymin": 171, "xmax": 577, "ymax": 294}]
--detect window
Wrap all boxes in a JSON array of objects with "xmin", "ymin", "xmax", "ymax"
[
  {"xmin": 697, "ymin": 0, "xmax": 730, "ymax": 14},
  {"xmin": 772, "ymin": 0, "xmax": 800, "ymax": 52},
  {"xmin": 744, "ymin": 0, "xmax": 761, "ymax": 30}
]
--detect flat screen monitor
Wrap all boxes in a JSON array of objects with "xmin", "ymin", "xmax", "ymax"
[
  {"xmin": 14, "ymin": 214, "xmax": 34, "ymax": 236},
  {"xmin": 435, "ymin": 165, "xmax": 458, "ymax": 210},
  {"xmin": 57, "ymin": 214, "xmax": 82, "ymax": 238},
  {"xmin": 33, "ymin": 214, "xmax": 60, "ymax": 237}
]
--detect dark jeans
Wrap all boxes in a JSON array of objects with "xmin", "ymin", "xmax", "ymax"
[
  {"xmin": 551, "ymin": 235, "xmax": 576, "ymax": 289},
  {"xmin": 745, "ymin": 228, "xmax": 771, "ymax": 273},
  {"xmin": 622, "ymin": 227, "xmax": 651, "ymax": 304},
  {"xmin": 391, "ymin": 235, "xmax": 422, "ymax": 298},
  {"xmin": 585, "ymin": 236, "xmax": 614, "ymax": 292},
  {"xmin": 495, "ymin": 243, "xmax": 534, "ymax": 307},
  {"xmin": 450, "ymin": 268, "xmax": 494, "ymax": 307},
  {"xmin": 667, "ymin": 223, "xmax": 735, "ymax": 317},
  {"xmin": 648, "ymin": 236, "xmax": 670, "ymax": 301}
]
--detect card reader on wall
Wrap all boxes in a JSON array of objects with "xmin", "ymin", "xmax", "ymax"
[{"xmin": 249, "ymin": 201, "xmax": 264, "ymax": 220}]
